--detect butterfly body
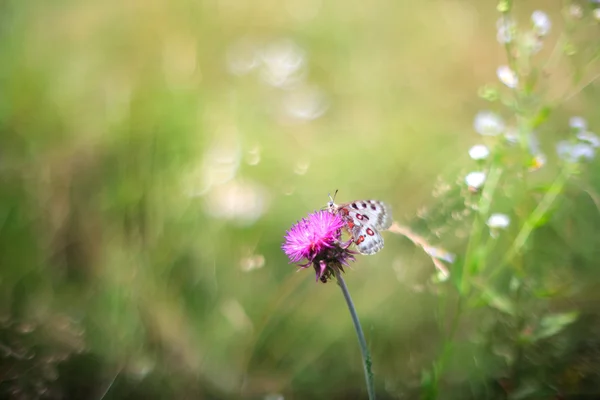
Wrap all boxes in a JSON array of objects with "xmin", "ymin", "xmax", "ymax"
[{"xmin": 327, "ymin": 197, "xmax": 392, "ymax": 255}]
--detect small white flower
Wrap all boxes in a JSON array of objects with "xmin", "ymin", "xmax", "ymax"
[
  {"xmin": 577, "ymin": 131, "xmax": 600, "ymax": 148},
  {"xmin": 532, "ymin": 10, "xmax": 551, "ymax": 36},
  {"xmin": 522, "ymin": 32, "xmax": 544, "ymax": 54},
  {"xmin": 529, "ymin": 153, "xmax": 547, "ymax": 171},
  {"xmin": 465, "ymin": 171, "xmax": 486, "ymax": 190},
  {"xmin": 497, "ymin": 65, "xmax": 518, "ymax": 88},
  {"xmin": 557, "ymin": 141, "xmax": 596, "ymax": 162},
  {"xmin": 487, "ymin": 213, "xmax": 510, "ymax": 229},
  {"xmin": 496, "ymin": 17, "xmax": 516, "ymax": 44},
  {"xmin": 569, "ymin": 4, "xmax": 583, "ymax": 19},
  {"xmin": 570, "ymin": 143, "xmax": 595, "ymax": 160},
  {"xmin": 474, "ymin": 111, "xmax": 505, "ymax": 136},
  {"xmin": 569, "ymin": 116, "xmax": 587, "ymax": 131},
  {"xmin": 469, "ymin": 144, "xmax": 490, "ymax": 160}
]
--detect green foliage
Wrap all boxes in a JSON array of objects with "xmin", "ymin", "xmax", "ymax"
[{"xmin": 1, "ymin": 1, "xmax": 600, "ymax": 399}]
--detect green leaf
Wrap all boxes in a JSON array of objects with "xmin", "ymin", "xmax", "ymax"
[
  {"xmin": 533, "ymin": 311, "xmax": 579, "ymax": 340},
  {"xmin": 477, "ymin": 85, "xmax": 499, "ymax": 102},
  {"xmin": 509, "ymin": 276, "xmax": 521, "ymax": 293},
  {"xmin": 481, "ymin": 288, "xmax": 516, "ymax": 316},
  {"xmin": 531, "ymin": 106, "xmax": 552, "ymax": 128},
  {"xmin": 508, "ymin": 379, "xmax": 543, "ymax": 400},
  {"xmin": 563, "ymin": 42, "xmax": 577, "ymax": 56},
  {"xmin": 420, "ymin": 368, "xmax": 432, "ymax": 387},
  {"xmin": 497, "ymin": 0, "xmax": 510, "ymax": 13},
  {"xmin": 468, "ymin": 247, "xmax": 486, "ymax": 275},
  {"xmin": 450, "ymin": 256, "xmax": 465, "ymax": 293},
  {"xmin": 533, "ymin": 213, "xmax": 552, "ymax": 228}
]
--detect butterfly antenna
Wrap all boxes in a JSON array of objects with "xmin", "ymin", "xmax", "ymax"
[{"xmin": 328, "ymin": 189, "xmax": 338, "ymax": 203}]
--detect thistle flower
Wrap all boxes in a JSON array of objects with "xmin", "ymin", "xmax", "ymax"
[{"xmin": 282, "ymin": 210, "xmax": 355, "ymax": 283}]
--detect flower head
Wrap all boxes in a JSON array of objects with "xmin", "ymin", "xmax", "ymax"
[
  {"xmin": 497, "ymin": 65, "xmax": 518, "ymax": 88},
  {"xmin": 474, "ymin": 111, "xmax": 505, "ymax": 136},
  {"xmin": 577, "ymin": 131, "xmax": 600, "ymax": 148},
  {"xmin": 488, "ymin": 213, "xmax": 510, "ymax": 229},
  {"xmin": 522, "ymin": 32, "xmax": 543, "ymax": 54},
  {"xmin": 469, "ymin": 144, "xmax": 490, "ymax": 161},
  {"xmin": 465, "ymin": 171, "xmax": 486, "ymax": 191},
  {"xmin": 529, "ymin": 153, "xmax": 547, "ymax": 171},
  {"xmin": 569, "ymin": 4, "xmax": 583, "ymax": 19},
  {"xmin": 487, "ymin": 213, "xmax": 510, "ymax": 237},
  {"xmin": 531, "ymin": 10, "xmax": 551, "ymax": 36},
  {"xmin": 282, "ymin": 210, "xmax": 355, "ymax": 283},
  {"xmin": 569, "ymin": 116, "xmax": 587, "ymax": 131},
  {"xmin": 496, "ymin": 17, "xmax": 516, "ymax": 44},
  {"xmin": 557, "ymin": 141, "xmax": 595, "ymax": 162}
]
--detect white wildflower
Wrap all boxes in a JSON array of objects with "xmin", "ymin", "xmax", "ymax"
[
  {"xmin": 569, "ymin": 4, "xmax": 583, "ymax": 19},
  {"xmin": 487, "ymin": 213, "xmax": 510, "ymax": 237},
  {"xmin": 529, "ymin": 153, "xmax": 547, "ymax": 171},
  {"xmin": 532, "ymin": 11, "xmax": 551, "ymax": 36},
  {"xmin": 522, "ymin": 31, "xmax": 543, "ymax": 54},
  {"xmin": 569, "ymin": 116, "xmax": 587, "ymax": 131},
  {"xmin": 474, "ymin": 111, "xmax": 505, "ymax": 136},
  {"xmin": 496, "ymin": 17, "xmax": 516, "ymax": 44},
  {"xmin": 487, "ymin": 213, "xmax": 510, "ymax": 229},
  {"xmin": 577, "ymin": 131, "xmax": 600, "ymax": 148},
  {"xmin": 497, "ymin": 65, "xmax": 518, "ymax": 88},
  {"xmin": 469, "ymin": 145, "xmax": 490, "ymax": 161},
  {"xmin": 465, "ymin": 171, "xmax": 486, "ymax": 190},
  {"xmin": 557, "ymin": 141, "xmax": 595, "ymax": 162}
]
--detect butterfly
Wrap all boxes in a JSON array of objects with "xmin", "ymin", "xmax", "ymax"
[{"xmin": 326, "ymin": 191, "xmax": 393, "ymax": 255}]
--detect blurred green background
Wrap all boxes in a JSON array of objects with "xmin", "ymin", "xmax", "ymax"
[{"xmin": 1, "ymin": 0, "xmax": 600, "ymax": 399}]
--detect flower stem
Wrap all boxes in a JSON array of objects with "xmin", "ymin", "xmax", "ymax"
[{"xmin": 334, "ymin": 269, "xmax": 376, "ymax": 400}]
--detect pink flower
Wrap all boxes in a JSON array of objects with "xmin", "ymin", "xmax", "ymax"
[{"xmin": 282, "ymin": 210, "xmax": 355, "ymax": 283}]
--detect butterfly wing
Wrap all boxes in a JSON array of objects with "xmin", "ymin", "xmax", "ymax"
[
  {"xmin": 350, "ymin": 223, "xmax": 385, "ymax": 255},
  {"xmin": 337, "ymin": 200, "xmax": 392, "ymax": 255},
  {"xmin": 344, "ymin": 200, "xmax": 393, "ymax": 231}
]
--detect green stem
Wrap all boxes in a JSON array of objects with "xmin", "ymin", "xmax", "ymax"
[
  {"xmin": 334, "ymin": 270, "xmax": 376, "ymax": 400},
  {"xmin": 425, "ymin": 297, "xmax": 463, "ymax": 400},
  {"xmin": 485, "ymin": 164, "xmax": 573, "ymax": 282}
]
